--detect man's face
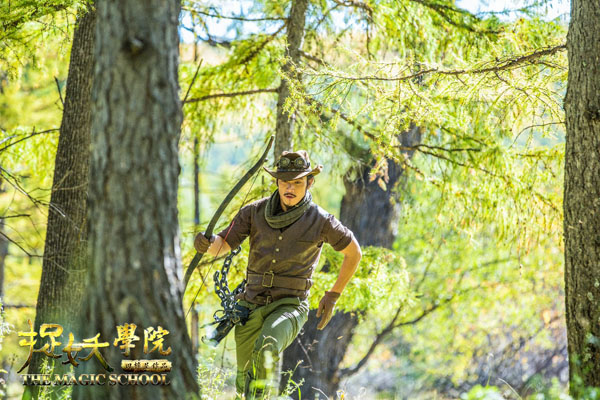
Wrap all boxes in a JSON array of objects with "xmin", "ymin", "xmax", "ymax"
[{"xmin": 277, "ymin": 177, "xmax": 311, "ymax": 209}]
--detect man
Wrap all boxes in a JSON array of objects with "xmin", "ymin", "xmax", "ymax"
[{"xmin": 194, "ymin": 150, "xmax": 362, "ymax": 399}]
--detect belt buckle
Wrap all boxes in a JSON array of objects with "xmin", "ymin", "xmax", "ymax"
[{"xmin": 262, "ymin": 271, "xmax": 274, "ymax": 288}]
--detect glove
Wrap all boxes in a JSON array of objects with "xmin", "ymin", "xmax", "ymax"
[
  {"xmin": 194, "ymin": 232, "xmax": 215, "ymax": 254},
  {"xmin": 316, "ymin": 291, "xmax": 341, "ymax": 330}
]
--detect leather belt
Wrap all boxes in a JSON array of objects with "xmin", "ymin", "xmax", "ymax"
[
  {"xmin": 247, "ymin": 271, "xmax": 312, "ymax": 291},
  {"xmin": 252, "ymin": 295, "xmax": 274, "ymax": 305},
  {"xmin": 252, "ymin": 293, "xmax": 307, "ymax": 306}
]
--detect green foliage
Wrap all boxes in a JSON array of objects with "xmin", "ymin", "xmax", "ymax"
[
  {"xmin": 286, "ymin": 5, "xmax": 566, "ymax": 252},
  {"xmin": 197, "ymin": 355, "xmax": 234, "ymax": 399},
  {"xmin": 0, "ymin": 0, "xmax": 88, "ymax": 75},
  {"xmin": 280, "ymin": 364, "xmax": 305, "ymax": 399},
  {"xmin": 311, "ymin": 245, "xmax": 413, "ymax": 317},
  {"xmin": 526, "ymin": 377, "xmax": 574, "ymax": 400},
  {"xmin": 0, "ymin": 27, "xmax": 68, "ymax": 259},
  {"xmin": 180, "ymin": 5, "xmax": 284, "ymax": 146},
  {"xmin": 461, "ymin": 385, "xmax": 506, "ymax": 400},
  {"xmin": 459, "ymin": 378, "xmax": 598, "ymax": 400},
  {"xmin": 178, "ymin": 1, "xmax": 568, "ymax": 397},
  {"xmin": 0, "ymin": 9, "xmax": 78, "ymax": 397},
  {"xmin": 1, "ymin": 0, "xmax": 571, "ymax": 397},
  {"xmin": 31, "ymin": 359, "xmax": 73, "ymax": 400},
  {"xmin": 381, "ymin": 176, "xmax": 565, "ymax": 390},
  {"xmin": 182, "ymin": 0, "xmax": 567, "ymax": 255}
]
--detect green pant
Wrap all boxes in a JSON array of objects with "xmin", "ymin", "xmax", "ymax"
[{"xmin": 234, "ymin": 296, "xmax": 309, "ymax": 398}]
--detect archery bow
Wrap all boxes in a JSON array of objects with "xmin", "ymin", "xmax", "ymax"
[{"xmin": 183, "ymin": 135, "xmax": 274, "ymax": 290}]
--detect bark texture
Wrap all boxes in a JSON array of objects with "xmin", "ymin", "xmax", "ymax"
[
  {"xmin": 25, "ymin": 9, "xmax": 95, "ymax": 397},
  {"xmin": 72, "ymin": 1, "xmax": 198, "ymax": 398},
  {"xmin": 563, "ymin": 0, "xmax": 600, "ymax": 395},
  {"xmin": 281, "ymin": 126, "xmax": 421, "ymax": 398},
  {"xmin": 274, "ymin": 0, "xmax": 309, "ymax": 158}
]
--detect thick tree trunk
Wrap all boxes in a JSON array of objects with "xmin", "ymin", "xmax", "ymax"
[
  {"xmin": 274, "ymin": 0, "xmax": 309, "ymax": 158},
  {"xmin": 281, "ymin": 127, "xmax": 421, "ymax": 398},
  {"xmin": 72, "ymin": 1, "xmax": 198, "ymax": 399},
  {"xmin": 563, "ymin": 0, "xmax": 600, "ymax": 396},
  {"xmin": 24, "ymin": 9, "xmax": 95, "ymax": 398}
]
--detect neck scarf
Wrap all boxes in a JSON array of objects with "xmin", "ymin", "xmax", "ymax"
[{"xmin": 264, "ymin": 189, "xmax": 312, "ymax": 229}]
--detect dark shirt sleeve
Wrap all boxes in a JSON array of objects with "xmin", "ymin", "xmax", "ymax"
[
  {"xmin": 217, "ymin": 204, "xmax": 253, "ymax": 249},
  {"xmin": 322, "ymin": 213, "xmax": 354, "ymax": 251}
]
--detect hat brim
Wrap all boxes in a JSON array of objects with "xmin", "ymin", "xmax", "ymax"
[{"xmin": 263, "ymin": 165, "xmax": 323, "ymax": 181}]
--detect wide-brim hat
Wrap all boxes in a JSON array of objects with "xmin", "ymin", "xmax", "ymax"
[{"xmin": 263, "ymin": 150, "xmax": 323, "ymax": 181}]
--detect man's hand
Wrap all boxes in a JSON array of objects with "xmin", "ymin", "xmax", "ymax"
[
  {"xmin": 316, "ymin": 291, "xmax": 341, "ymax": 330},
  {"xmin": 194, "ymin": 233, "xmax": 215, "ymax": 254}
]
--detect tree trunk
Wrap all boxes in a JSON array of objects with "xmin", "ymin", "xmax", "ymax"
[
  {"xmin": 24, "ymin": 8, "xmax": 95, "ymax": 398},
  {"xmin": 0, "ymin": 185, "xmax": 8, "ymax": 299},
  {"xmin": 190, "ymin": 31, "xmax": 201, "ymax": 356},
  {"xmin": 274, "ymin": 0, "xmax": 309, "ymax": 158},
  {"xmin": 72, "ymin": 0, "xmax": 198, "ymax": 398},
  {"xmin": 563, "ymin": 0, "xmax": 600, "ymax": 396},
  {"xmin": 0, "ymin": 214, "xmax": 7, "ymax": 300},
  {"xmin": 191, "ymin": 137, "xmax": 200, "ymax": 355},
  {"xmin": 281, "ymin": 126, "xmax": 421, "ymax": 398}
]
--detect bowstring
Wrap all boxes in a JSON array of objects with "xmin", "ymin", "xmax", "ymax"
[{"xmin": 185, "ymin": 168, "xmax": 263, "ymax": 319}]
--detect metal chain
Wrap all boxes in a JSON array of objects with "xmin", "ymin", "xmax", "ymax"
[{"xmin": 212, "ymin": 246, "xmax": 247, "ymax": 324}]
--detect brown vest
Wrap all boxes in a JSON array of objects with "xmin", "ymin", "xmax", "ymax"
[{"xmin": 240, "ymin": 198, "xmax": 328, "ymax": 304}]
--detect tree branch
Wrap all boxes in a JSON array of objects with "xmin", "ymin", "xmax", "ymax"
[
  {"xmin": 306, "ymin": 96, "xmax": 378, "ymax": 141},
  {"xmin": 183, "ymin": 6, "xmax": 286, "ymax": 22},
  {"xmin": 511, "ymin": 121, "xmax": 565, "ymax": 147},
  {"xmin": 299, "ymin": 50, "xmax": 327, "ymax": 66},
  {"xmin": 398, "ymin": 143, "xmax": 482, "ymax": 153},
  {"xmin": 310, "ymin": 3, "xmax": 342, "ymax": 31},
  {"xmin": 0, "ymin": 230, "xmax": 40, "ymax": 258},
  {"xmin": 182, "ymin": 59, "xmax": 203, "ymax": 104},
  {"xmin": 394, "ymin": 300, "xmax": 446, "ymax": 327},
  {"xmin": 331, "ymin": 0, "xmax": 373, "ymax": 14},
  {"xmin": 54, "ymin": 77, "xmax": 64, "ymax": 107},
  {"xmin": 183, "ymin": 88, "xmax": 278, "ymax": 104},
  {"xmin": 200, "ymin": 36, "xmax": 233, "ymax": 48},
  {"xmin": 2, "ymin": 303, "xmax": 36, "ymax": 309},
  {"xmin": 339, "ymin": 306, "xmax": 403, "ymax": 377},
  {"xmin": 409, "ymin": 0, "xmax": 500, "ymax": 34},
  {"xmin": 0, "ymin": 128, "xmax": 59, "ymax": 153},
  {"xmin": 237, "ymin": 24, "xmax": 286, "ymax": 66},
  {"xmin": 180, "ymin": 24, "xmax": 232, "ymax": 48},
  {"xmin": 308, "ymin": 96, "xmax": 554, "ymax": 206},
  {"xmin": 414, "ymin": 241, "xmax": 444, "ymax": 292},
  {"xmin": 0, "ymin": 214, "xmax": 30, "ymax": 219},
  {"xmin": 408, "ymin": 146, "xmax": 505, "ymax": 180},
  {"xmin": 0, "ymin": 166, "xmax": 63, "ymax": 221},
  {"xmin": 336, "ymin": 256, "xmax": 517, "ymax": 380},
  {"xmin": 305, "ymin": 44, "xmax": 567, "ymax": 82},
  {"xmin": 339, "ymin": 297, "xmax": 453, "ymax": 379},
  {"xmin": 0, "ymin": 3, "xmax": 69, "ymax": 41}
]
